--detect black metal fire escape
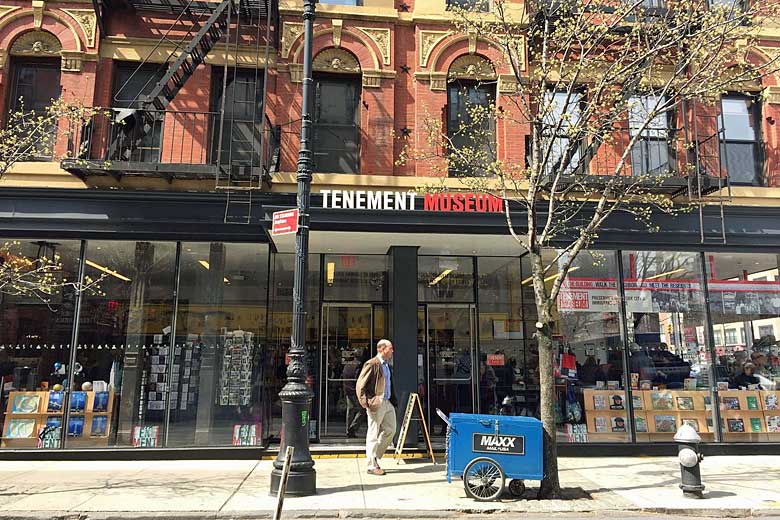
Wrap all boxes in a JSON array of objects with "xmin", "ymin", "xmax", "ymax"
[{"xmin": 62, "ymin": 0, "xmax": 281, "ymax": 224}]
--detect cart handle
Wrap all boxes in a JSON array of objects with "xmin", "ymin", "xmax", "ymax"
[{"xmin": 435, "ymin": 408, "xmax": 451, "ymax": 428}]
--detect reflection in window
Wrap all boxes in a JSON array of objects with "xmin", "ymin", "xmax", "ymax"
[
  {"xmin": 418, "ymin": 256, "xmax": 475, "ymax": 303},
  {"xmin": 313, "ymin": 74, "xmax": 361, "ymax": 173},
  {"xmin": 70, "ymin": 241, "xmax": 176, "ymax": 448},
  {"xmin": 447, "ymin": 80, "xmax": 496, "ymax": 176},
  {"xmin": 110, "ymin": 62, "xmax": 165, "ymax": 163},
  {"xmin": 629, "ymin": 95, "xmax": 672, "ymax": 176},
  {"xmin": 9, "ymin": 58, "xmax": 61, "ymax": 159},
  {"xmin": 541, "ymin": 91, "xmax": 582, "ymax": 177},
  {"xmin": 720, "ymin": 95, "xmax": 762, "ymax": 185},
  {"xmin": 167, "ymin": 243, "xmax": 270, "ymax": 447},
  {"xmin": 323, "ymin": 255, "xmax": 388, "ymax": 302},
  {"xmin": 0, "ymin": 239, "xmax": 81, "ymax": 449},
  {"xmin": 211, "ymin": 68, "xmax": 264, "ymax": 166}
]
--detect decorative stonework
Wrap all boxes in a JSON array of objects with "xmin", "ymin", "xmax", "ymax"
[
  {"xmin": 448, "ymin": 54, "xmax": 496, "ymax": 80},
  {"xmin": 362, "ymin": 70, "xmax": 381, "ymax": 87},
  {"xmin": 10, "ymin": 30, "xmax": 62, "ymax": 56},
  {"xmin": 429, "ymin": 72, "xmax": 446, "ymax": 91},
  {"xmin": 60, "ymin": 49, "xmax": 83, "ymax": 71},
  {"xmin": 468, "ymin": 30, "xmax": 477, "ymax": 55},
  {"xmin": 289, "ymin": 62, "xmax": 303, "ymax": 83},
  {"xmin": 357, "ymin": 27, "xmax": 390, "ymax": 66},
  {"xmin": 0, "ymin": 49, "xmax": 6, "ymax": 70},
  {"xmin": 282, "ymin": 22, "xmax": 304, "ymax": 58},
  {"xmin": 765, "ymin": 85, "xmax": 780, "ymax": 104},
  {"xmin": 0, "ymin": 6, "xmax": 20, "ymax": 20},
  {"xmin": 32, "ymin": 0, "xmax": 44, "ymax": 28},
  {"xmin": 419, "ymin": 30, "xmax": 450, "ymax": 67},
  {"xmin": 312, "ymin": 47, "xmax": 360, "ymax": 74},
  {"xmin": 498, "ymin": 74, "xmax": 520, "ymax": 94},
  {"xmin": 332, "ymin": 19, "xmax": 342, "ymax": 48},
  {"xmin": 62, "ymin": 8, "xmax": 97, "ymax": 48}
]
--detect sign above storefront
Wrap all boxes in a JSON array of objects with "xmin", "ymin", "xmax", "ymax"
[{"xmin": 319, "ymin": 189, "xmax": 504, "ymax": 214}]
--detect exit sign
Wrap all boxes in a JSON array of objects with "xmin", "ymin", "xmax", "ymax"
[{"xmin": 271, "ymin": 209, "xmax": 298, "ymax": 236}]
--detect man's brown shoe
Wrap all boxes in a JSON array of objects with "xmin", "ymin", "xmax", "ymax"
[{"xmin": 367, "ymin": 468, "xmax": 386, "ymax": 476}]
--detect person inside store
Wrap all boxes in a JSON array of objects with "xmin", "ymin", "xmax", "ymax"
[
  {"xmin": 580, "ymin": 356, "xmax": 598, "ymax": 386},
  {"xmin": 731, "ymin": 362, "xmax": 763, "ymax": 389},
  {"xmin": 343, "ymin": 347, "xmax": 369, "ymax": 438},
  {"xmin": 356, "ymin": 339, "xmax": 398, "ymax": 476}
]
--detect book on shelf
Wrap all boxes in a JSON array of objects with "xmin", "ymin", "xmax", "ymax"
[
  {"xmin": 609, "ymin": 394, "xmax": 624, "ymax": 410},
  {"xmin": 594, "ymin": 417, "xmax": 608, "ymax": 433},
  {"xmin": 722, "ymin": 397, "xmax": 740, "ymax": 410},
  {"xmin": 635, "ymin": 416, "xmax": 648, "ymax": 433},
  {"xmin": 676, "ymin": 396, "xmax": 694, "ymax": 411},
  {"xmin": 651, "ymin": 392, "xmax": 674, "ymax": 410},
  {"xmin": 681, "ymin": 418, "xmax": 700, "ymax": 432},
  {"xmin": 727, "ymin": 418, "xmax": 745, "ymax": 433},
  {"xmin": 593, "ymin": 395, "xmax": 607, "ymax": 410},
  {"xmin": 611, "ymin": 416, "xmax": 626, "ymax": 432},
  {"xmin": 750, "ymin": 417, "xmax": 763, "ymax": 433},
  {"xmin": 654, "ymin": 414, "xmax": 676, "ymax": 433}
]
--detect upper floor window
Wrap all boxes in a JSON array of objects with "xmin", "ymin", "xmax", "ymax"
[
  {"xmin": 8, "ymin": 58, "xmax": 61, "ymax": 159},
  {"xmin": 447, "ymin": 0, "xmax": 490, "ymax": 12},
  {"xmin": 319, "ymin": 0, "xmax": 361, "ymax": 4},
  {"xmin": 110, "ymin": 62, "xmax": 165, "ymax": 162},
  {"xmin": 447, "ymin": 79, "xmax": 496, "ymax": 176},
  {"xmin": 313, "ymin": 74, "xmax": 361, "ymax": 174},
  {"xmin": 541, "ymin": 91, "xmax": 582, "ymax": 176},
  {"xmin": 211, "ymin": 68, "xmax": 264, "ymax": 166},
  {"xmin": 720, "ymin": 94, "xmax": 762, "ymax": 185},
  {"xmin": 628, "ymin": 95, "xmax": 672, "ymax": 176},
  {"xmin": 708, "ymin": 0, "xmax": 744, "ymax": 10}
]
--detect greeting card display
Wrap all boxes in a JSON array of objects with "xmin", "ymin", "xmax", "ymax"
[
  {"xmin": 47, "ymin": 392, "xmax": 64, "ymax": 412},
  {"xmin": 651, "ymin": 392, "xmax": 674, "ymax": 410},
  {"xmin": 727, "ymin": 418, "xmax": 745, "ymax": 433},
  {"xmin": 654, "ymin": 415, "xmax": 676, "ymax": 433},
  {"xmin": 676, "ymin": 397, "xmax": 694, "ymax": 411}
]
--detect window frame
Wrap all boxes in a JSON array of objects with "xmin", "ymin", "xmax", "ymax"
[
  {"xmin": 210, "ymin": 66, "xmax": 265, "ymax": 167},
  {"xmin": 446, "ymin": 78, "xmax": 497, "ymax": 177},
  {"xmin": 312, "ymin": 72, "xmax": 362, "ymax": 174},
  {"xmin": 628, "ymin": 94, "xmax": 676, "ymax": 177},
  {"xmin": 719, "ymin": 92, "xmax": 763, "ymax": 186},
  {"xmin": 539, "ymin": 89, "xmax": 585, "ymax": 177}
]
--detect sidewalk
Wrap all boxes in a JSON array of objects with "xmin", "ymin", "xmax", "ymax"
[{"xmin": 0, "ymin": 455, "xmax": 779, "ymax": 518}]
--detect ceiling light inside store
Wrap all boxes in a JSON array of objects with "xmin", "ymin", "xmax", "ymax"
[
  {"xmin": 646, "ymin": 268, "xmax": 686, "ymax": 280},
  {"xmin": 327, "ymin": 262, "xmax": 335, "ymax": 286},
  {"xmin": 521, "ymin": 266, "xmax": 580, "ymax": 285},
  {"xmin": 429, "ymin": 268, "xmax": 454, "ymax": 286},
  {"xmin": 85, "ymin": 260, "xmax": 131, "ymax": 282},
  {"xmin": 198, "ymin": 260, "xmax": 230, "ymax": 284}
]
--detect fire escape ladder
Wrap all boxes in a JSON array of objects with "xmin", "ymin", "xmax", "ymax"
[
  {"xmin": 684, "ymin": 99, "xmax": 731, "ymax": 245},
  {"xmin": 142, "ymin": 0, "xmax": 234, "ymax": 112}
]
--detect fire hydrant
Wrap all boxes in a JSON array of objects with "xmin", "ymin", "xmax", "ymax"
[{"xmin": 674, "ymin": 423, "xmax": 705, "ymax": 498}]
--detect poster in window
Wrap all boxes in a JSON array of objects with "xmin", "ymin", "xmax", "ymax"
[
  {"xmin": 132, "ymin": 425, "xmax": 160, "ymax": 447},
  {"xmin": 232, "ymin": 423, "xmax": 262, "ymax": 446}
]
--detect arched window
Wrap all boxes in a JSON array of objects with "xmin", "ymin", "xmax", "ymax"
[
  {"xmin": 7, "ymin": 31, "xmax": 62, "ymax": 159},
  {"xmin": 446, "ymin": 55, "xmax": 496, "ymax": 176},
  {"xmin": 312, "ymin": 48, "xmax": 361, "ymax": 174}
]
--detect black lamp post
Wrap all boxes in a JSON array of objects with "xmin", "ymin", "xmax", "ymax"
[{"xmin": 269, "ymin": 0, "xmax": 317, "ymax": 497}]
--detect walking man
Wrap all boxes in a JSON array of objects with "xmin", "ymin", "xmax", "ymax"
[{"xmin": 356, "ymin": 338, "xmax": 397, "ymax": 475}]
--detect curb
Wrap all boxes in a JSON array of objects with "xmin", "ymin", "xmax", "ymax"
[{"xmin": 2, "ymin": 508, "xmax": 780, "ymax": 520}]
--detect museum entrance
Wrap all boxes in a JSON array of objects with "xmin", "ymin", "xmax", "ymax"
[{"xmin": 318, "ymin": 303, "xmax": 387, "ymax": 439}]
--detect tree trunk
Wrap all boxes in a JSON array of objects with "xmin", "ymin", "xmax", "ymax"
[
  {"xmin": 536, "ymin": 324, "xmax": 561, "ymax": 499},
  {"xmin": 530, "ymin": 250, "xmax": 562, "ymax": 499}
]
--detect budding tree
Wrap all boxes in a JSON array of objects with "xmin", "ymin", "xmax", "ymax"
[{"xmin": 404, "ymin": 0, "xmax": 780, "ymax": 498}]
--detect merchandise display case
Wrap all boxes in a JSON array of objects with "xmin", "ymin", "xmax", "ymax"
[{"xmin": 2, "ymin": 390, "xmax": 114, "ymax": 448}]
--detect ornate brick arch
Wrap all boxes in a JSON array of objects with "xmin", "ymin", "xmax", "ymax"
[
  {"xmin": 291, "ymin": 27, "xmax": 381, "ymax": 71},
  {"xmin": 0, "ymin": 11, "xmax": 86, "ymax": 71}
]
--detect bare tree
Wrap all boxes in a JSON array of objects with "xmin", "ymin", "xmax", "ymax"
[
  {"xmin": 0, "ymin": 99, "xmax": 102, "ymax": 180},
  {"xmin": 404, "ymin": 0, "xmax": 780, "ymax": 497}
]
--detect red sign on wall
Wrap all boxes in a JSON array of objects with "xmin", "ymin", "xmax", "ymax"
[{"xmin": 272, "ymin": 209, "xmax": 299, "ymax": 236}]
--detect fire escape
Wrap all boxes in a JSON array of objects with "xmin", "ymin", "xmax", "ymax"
[{"xmin": 62, "ymin": 0, "xmax": 280, "ymax": 223}]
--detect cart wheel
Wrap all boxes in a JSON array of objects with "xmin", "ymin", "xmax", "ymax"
[
  {"xmin": 463, "ymin": 457, "xmax": 505, "ymax": 501},
  {"xmin": 508, "ymin": 479, "xmax": 526, "ymax": 497}
]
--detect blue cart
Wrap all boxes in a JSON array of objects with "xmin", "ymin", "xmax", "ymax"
[{"xmin": 438, "ymin": 411, "xmax": 543, "ymax": 501}]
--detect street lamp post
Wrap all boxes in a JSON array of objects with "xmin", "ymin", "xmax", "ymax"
[{"xmin": 269, "ymin": 0, "xmax": 317, "ymax": 497}]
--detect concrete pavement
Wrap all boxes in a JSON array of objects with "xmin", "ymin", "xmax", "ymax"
[{"xmin": 0, "ymin": 455, "xmax": 777, "ymax": 518}]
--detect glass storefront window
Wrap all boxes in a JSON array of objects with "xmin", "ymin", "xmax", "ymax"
[
  {"xmin": 68, "ymin": 241, "xmax": 176, "ymax": 448},
  {"xmin": 268, "ymin": 254, "xmax": 320, "ymax": 439},
  {"xmin": 167, "ymin": 243, "xmax": 270, "ymax": 447},
  {"xmin": 322, "ymin": 255, "xmax": 388, "ymax": 301},
  {"xmin": 553, "ymin": 250, "xmax": 628, "ymax": 443},
  {"xmin": 0, "ymin": 239, "xmax": 81, "ymax": 449},
  {"xmin": 622, "ymin": 251, "xmax": 712, "ymax": 442},
  {"xmin": 704, "ymin": 252, "xmax": 780, "ymax": 440},
  {"xmin": 418, "ymin": 256, "xmax": 475, "ymax": 302}
]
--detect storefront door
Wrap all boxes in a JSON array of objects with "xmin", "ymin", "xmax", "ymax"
[
  {"xmin": 423, "ymin": 304, "xmax": 477, "ymax": 435},
  {"xmin": 319, "ymin": 303, "xmax": 379, "ymax": 438}
]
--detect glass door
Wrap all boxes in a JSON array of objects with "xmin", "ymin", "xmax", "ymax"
[
  {"xmin": 319, "ymin": 304, "xmax": 374, "ymax": 438},
  {"xmin": 425, "ymin": 304, "xmax": 477, "ymax": 436}
]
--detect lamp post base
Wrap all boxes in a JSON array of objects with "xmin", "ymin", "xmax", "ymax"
[{"xmin": 269, "ymin": 467, "xmax": 317, "ymax": 496}]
